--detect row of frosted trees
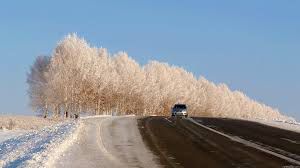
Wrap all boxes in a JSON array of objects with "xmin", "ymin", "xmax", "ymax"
[{"xmin": 27, "ymin": 34, "xmax": 290, "ymax": 121}]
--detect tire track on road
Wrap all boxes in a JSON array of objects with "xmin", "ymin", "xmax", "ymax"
[
  {"xmin": 140, "ymin": 116, "xmax": 294, "ymax": 168},
  {"xmin": 96, "ymin": 117, "xmax": 119, "ymax": 163},
  {"xmin": 188, "ymin": 118, "xmax": 300, "ymax": 166}
]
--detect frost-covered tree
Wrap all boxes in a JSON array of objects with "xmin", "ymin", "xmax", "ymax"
[
  {"xmin": 112, "ymin": 52, "xmax": 145, "ymax": 115},
  {"xmin": 27, "ymin": 55, "xmax": 51, "ymax": 118},
  {"xmin": 27, "ymin": 34, "xmax": 292, "ymax": 121}
]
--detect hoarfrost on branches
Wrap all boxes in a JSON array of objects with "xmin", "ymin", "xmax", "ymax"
[{"xmin": 27, "ymin": 34, "xmax": 293, "ymax": 121}]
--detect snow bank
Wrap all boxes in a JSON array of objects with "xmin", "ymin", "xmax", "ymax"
[
  {"xmin": 44, "ymin": 121, "xmax": 82, "ymax": 168},
  {"xmin": 249, "ymin": 119, "xmax": 300, "ymax": 134},
  {"xmin": 80, "ymin": 114, "xmax": 112, "ymax": 119},
  {"xmin": 0, "ymin": 115, "xmax": 61, "ymax": 130},
  {"xmin": 0, "ymin": 120, "xmax": 80, "ymax": 168}
]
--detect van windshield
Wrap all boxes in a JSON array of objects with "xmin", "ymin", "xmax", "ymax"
[{"xmin": 174, "ymin": 104, "xmax": 187, "ymax": 109}]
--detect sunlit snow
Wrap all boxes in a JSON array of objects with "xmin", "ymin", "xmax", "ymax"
[{"xmin": 0, "ymin": 121, "xmax": 79, "ymax": 168}]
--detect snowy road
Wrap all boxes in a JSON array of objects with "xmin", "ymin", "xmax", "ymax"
[{"xmin": 55, "ymin": 116, "xmax": 160, "ymax": 168}]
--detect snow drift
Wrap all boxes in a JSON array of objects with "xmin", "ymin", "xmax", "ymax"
[
  {"xmin": 0, "ymin": 121, "xmax": 80, "ymax": 168},
  {"xmin": 27, "ymin": 34, "xmax": 293, "ymax": 121}
]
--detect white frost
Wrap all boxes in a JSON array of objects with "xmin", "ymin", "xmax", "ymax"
[{"xmin": 0, "ymin": 121, "xmax": 79, "ymax": 168}]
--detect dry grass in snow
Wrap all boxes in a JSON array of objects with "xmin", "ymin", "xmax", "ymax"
[{"xmin": 0, "ymin": 115, "xmax": 62, "ymax": 130}]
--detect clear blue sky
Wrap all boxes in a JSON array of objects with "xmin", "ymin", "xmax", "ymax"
[{"xmin": 0, "ymin": 1, "xmax": 299, "ymax": 120}]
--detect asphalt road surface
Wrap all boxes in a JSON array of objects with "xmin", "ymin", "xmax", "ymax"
[
  {"xmin": 194, "ymin": 117, "xmax": 300, "ymax": 162},
  {"xmin": 139, "ymin": 116, "xmax": 300, "ymax": 168}
]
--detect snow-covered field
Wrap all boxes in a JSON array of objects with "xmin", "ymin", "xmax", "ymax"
[
  {"xmin": 0, "ymin": 115, "xmax": 65, "ymax": 152},
  {"xmin": 0, "ymin": 115, "xmax": 61, "ymax": 130},
  {"xmin": 0, "ymin": 120, "xmax": 80, "ymax": 168},
  {"xmin": 0, "ymin": 130, "xmax": 28, "ymax": 143}
]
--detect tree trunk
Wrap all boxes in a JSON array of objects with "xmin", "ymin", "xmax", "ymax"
[{"xmin": 43, "ymin": 103, "xmax": 48, "ymax": 118}]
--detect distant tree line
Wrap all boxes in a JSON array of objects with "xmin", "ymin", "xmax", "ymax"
[{"xmin": 27, "ymin": 34, "xmax": 291, "ymax": 121}]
